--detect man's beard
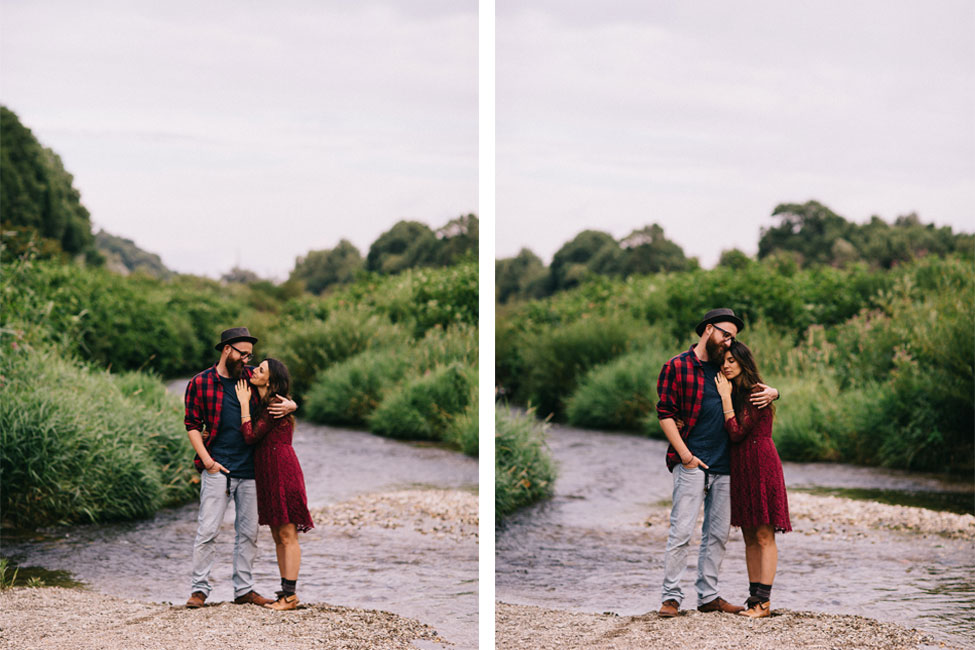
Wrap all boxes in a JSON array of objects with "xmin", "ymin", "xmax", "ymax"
[
  {"xmin": 705, "ymin": 337, "xmax": 726, "ymax": 363},
  {"xmin": 226, "ymin": 356, "xmax": 244, "ymax": 379}
]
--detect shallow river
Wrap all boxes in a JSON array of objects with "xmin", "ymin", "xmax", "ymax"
[
  {"xmin": 2, "ymin": 380, "xmax": 480, "ymax": 649},
  {"xmin": 495, "ymin": 424, "xmax": 975, "ymax": 649}
]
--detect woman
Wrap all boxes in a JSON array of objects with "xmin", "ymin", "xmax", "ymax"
[
  {"xmin": 235, "ymin": 358, "xmax": 314, "ymax": 611},
  {"xmin": 714, "ymin": 341, "xmax": 791, "ymax": 618}
]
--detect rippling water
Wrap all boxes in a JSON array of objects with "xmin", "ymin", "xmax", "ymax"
[
  {"xmin": 3, "ymin": 380, "xmax": 479, "ymax": 649},
  {"xmin": 495, "ymin": 424, "xmax": 975, "ymax": 649}
]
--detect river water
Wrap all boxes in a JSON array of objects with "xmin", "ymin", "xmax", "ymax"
[
  {"xmin": 495, "ymin": 424, "xmax": 975, "ymax": 649},
  {"xmin": 1, "ymin": 380, "xmax": 480, "ymax": 649}
]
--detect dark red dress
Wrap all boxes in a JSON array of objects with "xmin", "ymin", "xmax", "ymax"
[
  {"xmin": 724, "ymin": 395, "xmax": 792, "ymax": 532},
  {"xmin": 242, "ymin": 415, "xmax": 315, "ymax": 533}
]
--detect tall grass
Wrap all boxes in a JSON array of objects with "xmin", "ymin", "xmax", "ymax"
[
  {"xmin": 0, "ymin": 348, "xmax": 197, "ymax": 527},
  {"xmin": 496, "ymin": 406, "xmax": 556, "ymax": 521}
]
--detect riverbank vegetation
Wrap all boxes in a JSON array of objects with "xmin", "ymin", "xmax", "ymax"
[
  {"xmin": 497, "ymin": 228, "xmax": 973, "ymax": 478},
  {"xmin": 495, "ymin": 407, "xmax": 556, "ymax": 522}
]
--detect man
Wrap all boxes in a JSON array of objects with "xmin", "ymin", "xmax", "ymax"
[
  {"xmin": 184, "ymin": 327, "xmax": 297, "ymax": 608},
  {"xmin": 656, "ymin": 308, "xmax": 779, "ymax": 617}
]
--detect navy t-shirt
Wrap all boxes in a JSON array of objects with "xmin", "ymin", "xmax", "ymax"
[
  {"xmin": 684, "ymin": 361, "xmax": 730, "ymax": 474},
  {"xmin": 208, "ymin": 375, "xmax": 255, "ymax": 479}
]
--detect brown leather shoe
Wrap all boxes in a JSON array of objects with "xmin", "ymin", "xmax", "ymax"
[
  {"xmin": 185, "ymin": 591, "xmax": 207, "ymax": 608},
  {"xmin": 740, "ymin": 600, "xmax": 771, "ymax": 618},
  {"xmin": 233, "ymin": 590, "xmax": 274, "ymax": 606},
  {"xmin": 658, "ymin": 599, "xmax": 680, "ymax": 618},
  {"xmin": 698, "ymin": 596, "xmax": 745, "ymax": 614},
  {"xmin": 265, "ymin": 592, "xmax": 299, "ymax": 611}
]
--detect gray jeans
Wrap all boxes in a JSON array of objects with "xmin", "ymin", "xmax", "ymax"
[
  {"xmin": 190, "ymin": 470, "xmax": 258, "ymax": 599},
  {"xmin": 661, "ymin": 465, "xmax": 731, "ymax": 607}
]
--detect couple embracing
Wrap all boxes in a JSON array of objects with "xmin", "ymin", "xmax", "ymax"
[
  {"xmin": 184, "ymin": 327, "xmax": 314, "ymax": 611},
  {"xmin": 657, "ymin": 308, "xmax": 792, "ymax": 619}
]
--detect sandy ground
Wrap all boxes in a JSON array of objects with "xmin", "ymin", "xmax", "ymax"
[{"xmin": 495, "ymin": 601, "xmax": 942, "ymax": 650}]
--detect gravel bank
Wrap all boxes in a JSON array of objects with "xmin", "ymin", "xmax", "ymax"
[
  {"xmin": 0, "ymin": 587, "xmax": 446, "ymax": 650},
  {"xmin": 643, "ymin": 491, "xmax": 975, "ymax": 540},
  {"xmin": 310, "ymin": 489, "xmax": 479, "ymax": 542},
  {"xmin": 496, "ymin": 602, "xmax": 942, "ymax": 650}
]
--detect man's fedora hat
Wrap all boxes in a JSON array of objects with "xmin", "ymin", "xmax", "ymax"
[
  {"xmin": 215, "ymin": 327, "xmax": 258, "ymax": 351},
  {"xmin": 696, "ymin": 308, "xmax": 745, "ymax": 336}
]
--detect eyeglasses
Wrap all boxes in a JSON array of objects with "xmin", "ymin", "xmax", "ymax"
[
  {"xmin": 228, "ymin": 343, "xmax": 254, "ymax": 360},
  {"xmin": 712, "ymin": 323, "xmax": 736, "ymax": 343}
]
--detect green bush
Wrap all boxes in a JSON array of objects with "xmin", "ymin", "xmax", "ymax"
[
  {"xmin": 369, "ymin": 363, "xmax": 475, "ymax": 442},
  {"xmin": 566, "ymin": 343, "xmax": 671, "ymax": 431},
  {"xmin": 446, "ymin": 383, "xmax": 479, "ymax": 456},
  {"xmin": 520, "ymin": 316, "xmax": 652, "ymax": 419},
  {"xmin": 0, "ymin": 257, "xmax": 239, "ymax": 377},
  {"xmin": 304, "ymin": 348, "xmax": 413, "ymax": 427},
  {"xmin": 0, "ymin": 348, "xmax": 197, "ymax": 527},
  {"xmin": 271, "ymin": 308, "xmax": 406, "ymax": 402},
  {"xmin": 495, "ymin": 407, "xmax": 556, "ymax": 521}
]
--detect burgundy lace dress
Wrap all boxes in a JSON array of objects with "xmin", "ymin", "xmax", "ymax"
[
  {"xmin": 724, "ymin": 395, "xmax": 792, "ymax": 532},
  {"xmin": 242, "ymin": 415, "xmax": 314, "ymax": 533}
]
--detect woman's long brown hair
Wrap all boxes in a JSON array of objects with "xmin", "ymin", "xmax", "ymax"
[
  {"xmin": 255, "ymin": 357, "xmax": 294, "ymax": 425},
  {"xmin": 727, "ymin": 341, "xmax": 774, "ymax": 418}
]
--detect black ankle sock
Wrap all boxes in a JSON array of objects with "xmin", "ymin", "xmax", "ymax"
[
  {"xmin": 281, "ymin": 578, "xmax": 297, "ymax": 595},
  {"xmin": 754, "ymin": 583, "xmax": 772, "ymax": 601}
]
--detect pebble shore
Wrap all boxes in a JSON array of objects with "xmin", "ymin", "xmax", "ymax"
[
  {"xmin": 643, "ymin": 491, "xmax": 975, "ymax": 540},
  {"xmin": 495, "ymin": 602, "xmax": 941, "ymax": 650},
  {"xmin": 0, "ymin": 587, "xmax": 444, "ymax": 650}
]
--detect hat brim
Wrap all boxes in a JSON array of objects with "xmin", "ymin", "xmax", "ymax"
[
  {"xmin": 215, "ymin": 336, "xmax": 258, "ymax": 351},
  {"xmin": 696, "ymin": 316, "xmax": 745, "ymax": 337}
]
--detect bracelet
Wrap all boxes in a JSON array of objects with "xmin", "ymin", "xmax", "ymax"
[
  {"xmin": 723, "ymin": 409, "xmax": 734, "ymax": 414},
  {"xmin": 242, "ymin": 415, "xmax": 251, "ymax": 421}
]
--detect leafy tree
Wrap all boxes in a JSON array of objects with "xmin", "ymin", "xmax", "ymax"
[
  {"xmin": 95, "ymin": 230, "xmax": 171, "ymax": 278},
  {"xmin": 717, "ymin": 248, "xmax": 753, "ymax": 270},
  {"xmin": 548, "ymin": 230, "xmax": 620, "ymax": 293},
  {"xmin": 758, "ymin": 200, "xmax": 854, "ymax": 266},
  {"xmin": 365, "ymin": 220, "xmax": 439, "ymax": 274},
  {"xmin": 290, "ymin": 239, "xmax": 363, "ymax": 294},
  {"xmin": 0, "ymin": 106, "xmax": 99, "ymax": 263},
  {"xmin": 496, "ymin": 248, "xmax": 547, "ymax": 303},
  {"xmin": 618, "ymin": 223, "xmax": 694, "ymax": 275},
  {"xmin": 436, "ymin": 213, "xmax": 478, "ymax": 265}
]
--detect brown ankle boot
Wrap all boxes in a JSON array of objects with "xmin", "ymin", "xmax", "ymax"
[{"xmin": 739, "ymin": 600, "xmax": 770, "ymax": 618}]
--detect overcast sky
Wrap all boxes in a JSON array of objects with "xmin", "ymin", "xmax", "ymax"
[
  {"xmin": 1, "ymin": 0, "xmax": 476, "ymax": 279},
  {"xmin": 497, "ymin": 0, "xmax": 975, "ymax": 267}
]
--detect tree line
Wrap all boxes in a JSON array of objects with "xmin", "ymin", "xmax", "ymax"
[{"xmin": 496, "ymin": 202, "xmax": 973, "ymax": 304}]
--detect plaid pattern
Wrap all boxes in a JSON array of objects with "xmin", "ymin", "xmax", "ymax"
[
  {"xmin": 184, "ymin": 364, "xmax": 254, "ymax": 472},
  {"xmin": 656, "ymin": 346, "xmax": 706, "ymax": 472}
]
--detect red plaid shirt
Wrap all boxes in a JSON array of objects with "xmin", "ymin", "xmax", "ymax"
[
  {"xmin": 656, "ymin": 346, "xmax": 706, "ymax": 472},
  {"xmin": 184, "ymin": 364, "xmax": 255, "ymax": 472}
]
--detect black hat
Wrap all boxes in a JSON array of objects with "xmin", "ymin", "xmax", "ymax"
[
  {"xmin": 215, "ymin": 327, "xmax": 258, "ymax": 351},
  {"xmin": 695, "ymin": 308, "xmax": 745, "ymax": 336}
]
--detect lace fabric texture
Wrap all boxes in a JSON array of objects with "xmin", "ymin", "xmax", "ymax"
[
  {"xmin": 242, "ymin": 416, "xmax": 314, "ymax": 533},
  {"xmin": 725, "ymin": 400, "xmax": 792, "ymax": 532}
]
